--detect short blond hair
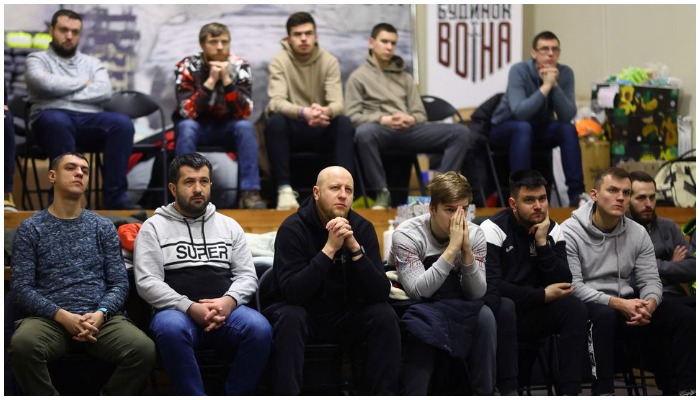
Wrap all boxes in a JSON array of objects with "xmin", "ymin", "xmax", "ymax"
[{"xmin": 428, "ymin": 171, "xmax": 472, "ymax": 209}]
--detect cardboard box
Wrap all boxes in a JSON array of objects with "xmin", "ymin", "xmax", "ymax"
[
  {"xmin": 591, "ymin": 83, "xmax": 680, "ymax": 165},
  {"xmin": 580, "ymin": 139, "xmax": 610, "ymax": 192},
  {"xmin": 615, "ymin": 159, "xmax": 664, "ymax": 178}
]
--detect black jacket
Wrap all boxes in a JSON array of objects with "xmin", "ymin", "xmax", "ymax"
[
  {"xmin": 481, "ymin": 209, "xmax": 571, "ymax": 311},
  {"xmin": 265, "ymin": 197, "xmax": 390, "ymax": 318}
]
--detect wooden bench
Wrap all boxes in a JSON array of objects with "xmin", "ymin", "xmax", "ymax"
[{"xmin": 4, "ymin": 207, "xmax": 696, "ymax": 255}]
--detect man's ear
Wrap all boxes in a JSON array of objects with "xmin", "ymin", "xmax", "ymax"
[
  {"xmin": 508, "ymin": 196, "xmax": 517, "ymax": 210},
  {"xmin": 590, "ymin": 188, "xmax": 598, "ymax": 202},
  {"xmin": 530, "ymin": 48, "xmax": 538, "ymax": 60},
  {"xmin": 313, "ymin": 185, "xmax": 320, "ymax": 201}
]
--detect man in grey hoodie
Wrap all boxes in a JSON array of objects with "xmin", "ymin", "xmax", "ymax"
[
  {"xmin": 561, "ymin": 167, "xmax": 695, "ymax": 396},
  {"xmin": 345, "ymin": 22, "xmax": 478, "ymax": 210},
  {"xmin": 133, "ymin": 153, "xmax": 272, "ymax": 395}
]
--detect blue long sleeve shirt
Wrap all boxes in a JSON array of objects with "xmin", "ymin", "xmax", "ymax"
[
  {"xmin": 491, "ymin": 58, "xmax": 576, "ymax": 126},
  {"xmin": 10, "ymin": 209, "xmax": 128, "ymax": 319}
]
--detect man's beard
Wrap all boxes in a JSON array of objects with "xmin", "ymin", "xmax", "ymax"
[
  {"xmin": 630, "ymin": 207, "xmax": 656, "ymax": 225},
  {"xmin": 176, "ymin": 192, "xmax": 209, "ymax": 217},
  {"xmin": 51, "ymin": 41, "xmax": 78, "ymax": 58}
]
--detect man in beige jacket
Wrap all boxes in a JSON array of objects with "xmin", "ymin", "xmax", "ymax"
[{"xmin": 265, "ymin": 12, "xmax": 354, "ymax": 210}]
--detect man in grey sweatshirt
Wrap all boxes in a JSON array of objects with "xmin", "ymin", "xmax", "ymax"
[
  {"xmin": 133, "ymin": 153, "xmax": 272, "ymax": 395},
  {"xmin": 561, "ymin": 167, "xmax": 695, "ymax": 395},
  {"xmin": 25, "ymin": 9, "xmax": 135, "ymax": 209}
]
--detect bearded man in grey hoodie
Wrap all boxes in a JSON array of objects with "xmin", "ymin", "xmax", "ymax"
[
  {"xmin": 134, "ymin": 153, "xmax": 272, "ymax": 395},
  {"xmin": 561, "ymin": 167, "xmax": 695, "ymax": 396}
]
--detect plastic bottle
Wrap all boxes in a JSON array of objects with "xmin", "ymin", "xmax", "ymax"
[{"xmin": 383, "ymin": 219, "xmax": 396, "ymax": 262}]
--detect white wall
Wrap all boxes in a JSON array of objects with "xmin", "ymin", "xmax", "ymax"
[{"xmin": 416, "ymin": 4, "xmax": 696, "ymax": 146}]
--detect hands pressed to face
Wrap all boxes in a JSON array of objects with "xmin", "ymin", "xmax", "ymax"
[
  {"xmin": 444, "ymin": 206, "xmax": 474, "ymax": 266},
  {"xmin": 528, "ymin": 209, "xmax": 551, "ymax": 247}
]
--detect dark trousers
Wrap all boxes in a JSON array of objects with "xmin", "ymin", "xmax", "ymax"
[
  {"xmin": 401, "ymin": 304, "xmax": 496, "ymax": 395},
  {"xmin": 587, "ymin": 301, "xmax": 696, "ymax": 394},
  {"xmin": 489, "ymin": 120, "xmax": 583, "ymax": 205},
  {"xmin": 494, "ymin": 297, "xmax": 519, "ymax": 395},
  {"xmin": 264, "ymin": 114, "xmax": 354, "ymax": 188},
  {"xmin": 32, "ymin": 109, "xmax": 135, "ymax": 208},
  {"xmin": 645, "ymin": 295, "xmax": 695, "ymax": 394},
  {"xmin": 517, "ymin": 296, "xmax": 588, "ymax": 395},
  {"xmin": 263, "ymin": 302, "xmax": 400, "ymax": 395}
]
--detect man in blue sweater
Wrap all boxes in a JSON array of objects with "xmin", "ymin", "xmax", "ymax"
[
  {"xmin": 8, "ymin": 152, "xmax": 155, "ymax": 395},
  {"xmin": 25, "ymin": 9, "xmax": 136, "ymax": 209},
  {"xmin": 490, "ymin": 31, "xmax": 584, "ymax": 207}
]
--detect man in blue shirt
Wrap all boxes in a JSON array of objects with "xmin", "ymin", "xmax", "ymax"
[
  {"xmin": 490, "ymin": 31, "xmax": 584, "ymax": 207},
  {"xmin": 8, "ymin": 152, "xmax": 155, "ymax": 395}
]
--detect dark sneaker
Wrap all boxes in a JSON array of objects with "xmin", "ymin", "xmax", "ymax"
[
  {"xmin": 372, "ymin": 189, "xmax": 391, "ymax": 210},
  {"xmin": 239, "ymin": 190, "xmax": 267, "ymax": 209}
]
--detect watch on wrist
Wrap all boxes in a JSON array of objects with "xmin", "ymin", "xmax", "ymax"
[
  {"xmin": 350, "ymin": 246, "xmax": 365, "ymax": 258},
  {"xmin": 98, "ymin": 307, "xmax": 113, "ymax": 321}
]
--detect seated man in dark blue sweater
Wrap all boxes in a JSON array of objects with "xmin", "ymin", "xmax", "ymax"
[
  {"xmin": 489, "ymin": 31, "xmax": 584, "ymax": 206},
  {"xmin": 8, "ymin": 152, "xmax": 155, "ymax": 395},
  {"xmin": 481, "ymin": 169, "xmax": 587, "ymax": 395}
]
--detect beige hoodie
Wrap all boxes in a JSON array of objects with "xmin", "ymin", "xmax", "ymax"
[
  {"xmin": 344, "ymin": 50, "xmax": 427, "ymax": 127},
  {"xmin": 265, "ymin": 40, "xmax": 344, "ymax": 119}
]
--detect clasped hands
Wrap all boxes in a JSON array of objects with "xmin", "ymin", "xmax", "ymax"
[
  {"xmin": 612, "ymin": 297, "xmax": 657, "ymax": 326},
  {"xmin": 323, "ymin": 217, "xmax": 360, "ymax": 259},
  {"xmin": 188, "ymin": 296, "xmax": 237, "ymax": 332},
  {"xmin": 56, "ymin": 309, "xmax": 105, "ymax": 343},
  {"xmin": 303, "ymin": 103, "xmax": 331, "ymax": 128},
  {"xmin": 539, "ymin": 66, "xmax": 559, "ymax": 88},
  {"xmin": 205, "ymin": 61, "xmax": 233, "ymax": 89},
  {"xmin": 380, "ymin": 112, "xmax": 416, "ymax": 130}
]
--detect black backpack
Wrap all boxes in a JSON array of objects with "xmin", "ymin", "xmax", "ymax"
[{"xmin": 469, "ymin": 92, "xmax": 504, "ymax": 136}]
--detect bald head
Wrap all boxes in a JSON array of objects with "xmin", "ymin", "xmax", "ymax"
[
  {"xmin": 314, "ymin": 166, "xmax": 354, "ymax": 222},
  {"xmin": 316, "ymin": 166, "xmax": 353, "ymax": 187}
]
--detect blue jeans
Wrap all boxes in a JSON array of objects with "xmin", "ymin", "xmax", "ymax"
[
  {"xmin": 150, "ymin": 305, "xmax": 272, "ymax": 395},
  {"xmin": 489, "ymin": 120, "xmax": 584, "ymax": 206},
  {"xmin": 5, "ymin": 107, "xmax": 15, "ymax": 193},
  {"xmin": 31, "ymin": 109, "xmax": 135, "ymax": 208},
  {"xmin": 175, "ymin": 119, "xmax": 261, "ymax": 191}
]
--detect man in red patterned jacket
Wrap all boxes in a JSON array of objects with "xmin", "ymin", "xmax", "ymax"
[{"xmin": 173, "ymin": 22, "xmax": 265, "ymax": 209}]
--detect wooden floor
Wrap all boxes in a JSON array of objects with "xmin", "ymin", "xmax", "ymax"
[{"xmin": 4, "ymin": 206, "xmax": 696, "ymax": 257}]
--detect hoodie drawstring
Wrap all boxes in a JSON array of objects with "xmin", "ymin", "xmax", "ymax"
[{"xmin": 183, "ymin": 217, "xmax": 207, "ymax": 254}]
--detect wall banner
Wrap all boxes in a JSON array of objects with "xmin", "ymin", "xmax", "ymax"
[{"xmin": 426, "ymin": 4, "xmax": 523, "ymax": 110}]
